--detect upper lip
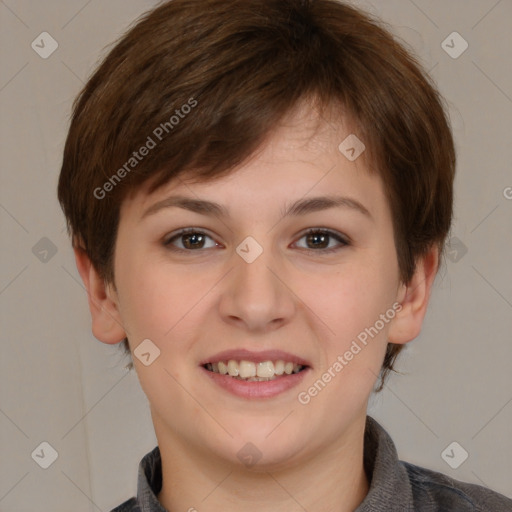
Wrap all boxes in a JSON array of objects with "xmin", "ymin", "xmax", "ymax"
[{"xmin": 199, "ymin": 349, "xmax": 312, "ymax": 367}]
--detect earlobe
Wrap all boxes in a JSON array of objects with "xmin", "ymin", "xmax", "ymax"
[
  {"xmin": 388, "ymin": 245, "xmax": 439, "ymax": 345},
  {"xmin": 73, "ymin": 246, "xmax": 127, "ymax": 345}
]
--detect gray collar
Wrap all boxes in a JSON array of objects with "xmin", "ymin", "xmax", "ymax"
[{"xmin": 133, "ymin": 415, "xmax": 414, "ymax": 511}]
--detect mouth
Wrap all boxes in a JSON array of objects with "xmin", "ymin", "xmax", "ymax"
[
  {"xmin": 199, "ymin": 349, "xmax": 312, "ymax": 399},
  {"xmin": 202, "ymin": 360, "xmax": 308, "ymax": 382}
]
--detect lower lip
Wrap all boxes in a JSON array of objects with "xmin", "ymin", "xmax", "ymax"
[{"xmin": 200, "ymin": 366, "xmax": 310, "ymax": 399}]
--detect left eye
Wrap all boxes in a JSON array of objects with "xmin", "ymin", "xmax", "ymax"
[
  {"xmin": 163, "ymin": 228, "xmax": 349, "ymax": 253},
  {"xmin": 294, "ymin": 229, "xmax": 349, "ymax": 253}
]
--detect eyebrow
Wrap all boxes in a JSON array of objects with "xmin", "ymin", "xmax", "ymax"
[{"xmin": 140, "ymin": 194, "xmax": 372, "ymax": 221}]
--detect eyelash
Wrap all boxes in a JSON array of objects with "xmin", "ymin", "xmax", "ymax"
[{"xmin": 163, "ymin": 227, "xmax": 350, "ymax": 254}]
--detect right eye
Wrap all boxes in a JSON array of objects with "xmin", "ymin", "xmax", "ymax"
[{"xmin": 163, "ymin": 228, "xmax": 221, "ymax": 252}]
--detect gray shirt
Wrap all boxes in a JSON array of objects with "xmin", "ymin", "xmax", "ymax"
[{"xmin": 111, "ymin": 415, "xmax": 512, "ymax": 511}]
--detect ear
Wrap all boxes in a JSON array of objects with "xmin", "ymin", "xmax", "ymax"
[
  {"xmin": 73, "ymin": 246, "xmax": 127, "ymax": 344},
  {"xmin": 388, "ymin": 245, "xmax": 439, "ymax": 345}
]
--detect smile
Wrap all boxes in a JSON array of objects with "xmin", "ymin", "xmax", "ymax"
[{"xmin": 203, "ymin": 360, "xmax": 306, "ymax": 381}]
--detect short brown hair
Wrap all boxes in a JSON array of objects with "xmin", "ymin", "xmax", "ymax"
[{"xmin": 58, "ymin": 0, "xmax": 456, "ymax": 390}]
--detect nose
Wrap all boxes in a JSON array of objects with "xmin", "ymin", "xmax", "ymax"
[{"xmin": 218, "ymin": 242, "xmax": 296, "ymax": 332}]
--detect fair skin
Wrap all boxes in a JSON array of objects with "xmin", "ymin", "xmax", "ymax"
[{"xmin": 75, "ymin": 103, "xmax": 438, "ymax": 512}]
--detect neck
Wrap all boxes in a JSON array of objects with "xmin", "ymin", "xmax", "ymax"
[{"xmin": 155, "ymin": 415, "xmax": 370, "ymax": 512}]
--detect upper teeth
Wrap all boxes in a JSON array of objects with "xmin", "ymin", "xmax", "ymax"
[{"xmin": 206, "ymin": 360, "xmax": 303, "ymax": 379}]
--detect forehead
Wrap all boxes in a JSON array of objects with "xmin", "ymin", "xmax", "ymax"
[{"xmin": 121, "ymin": 102, "xmax": 383, "ymax": 219}]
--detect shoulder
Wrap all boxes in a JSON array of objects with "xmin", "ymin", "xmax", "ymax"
[
  {"xmin": 402, "ymin": 461, "xmax": 512, "ymax": 512},
  {"xmin": 110, "ymin": 497, "xmax": 140, "ymax": 512}
]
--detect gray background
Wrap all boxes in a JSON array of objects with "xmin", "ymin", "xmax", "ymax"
[{"xmin": 1, "ymin": 0, "xmax": 511, "ymax": 510}]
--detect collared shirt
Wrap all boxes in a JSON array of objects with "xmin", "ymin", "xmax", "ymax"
[{"xmin": 111, "ymin": 415, "xmax": 512, "ymax": 511}]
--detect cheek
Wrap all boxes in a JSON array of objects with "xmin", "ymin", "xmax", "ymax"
[
  {"xmin": 306, "ymin": 261, "xmax": 389, "ymax": 326},
  {"xmin": 301, "ymin": 256, "xmax": 397, "ymax": 365},
  {"xmin": 115, "ymin": 253, "xmax": 189, "ymax": 341},
  {"xmin": 299, "ymin": 270, "xmax": 393, "ymax": 416},
  {"xmin": 118, "ymin": 262, "xmax": 197, "ymax": 404}
]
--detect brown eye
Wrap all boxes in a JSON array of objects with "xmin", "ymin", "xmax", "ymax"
[
  {"xmin": 295, "ymin": 229, "xmax": 349, "ymax": 253},
  {"xmin": 164, "ymin": 229, "xmax": 218, "ymax": 251}
]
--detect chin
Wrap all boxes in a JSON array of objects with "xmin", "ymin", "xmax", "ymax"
[
  {"xmin": 225, "ymin": 427, "xmax": 307, "ymax": 470},
  {"xmin": 233, "ymin": 444, "xmax": 306, "ymax": 473},
  {"xmin": 230, "ymin": 417, "xmax": 296, "ymax": 442}
]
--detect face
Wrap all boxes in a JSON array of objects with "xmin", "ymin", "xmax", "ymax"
[{"xmin": 82, "ymin": 103, "xmax": 433, "ymax": 471}]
